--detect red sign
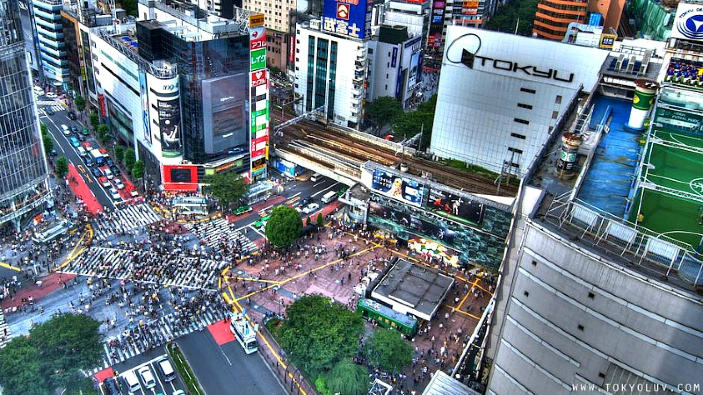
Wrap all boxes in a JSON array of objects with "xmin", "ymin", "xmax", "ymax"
[
  {"xmin": 161, "ymin": 164, "xmax": 199, "ymax": 191},
  {"xmin": 336, "ymin": 3, "xmax": 350, "ymax": 20},
  {"xmin": 98, "ymin": 94, "xmax": 107, "ymax": 117},
  {"xmin": 250, "ymin": 26, "xmax": 267, "ymax": 50},
  {"xmin": 288, "ymin": 34, "xmax": 295, "ymax": 64},
  {"xmin": 251, "ymin": 136, "xmax": 268, "ymax": 158},
  {"xmin": 250, "ymin": 70, "xmax": 268, "ymax": 87}
]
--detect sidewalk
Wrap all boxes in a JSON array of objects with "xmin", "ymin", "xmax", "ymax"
[{"xmin": 1, "ymin": 272, "xmax": 76, "ymax": 312}]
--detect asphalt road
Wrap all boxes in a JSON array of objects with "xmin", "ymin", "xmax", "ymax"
[
  {"xmin": 177, "ymin": 328, "xmax": 286, "ymax": 395},
  {"xmin": 111, "ymin": 348, "xmax": 187, "ymax": 395},
  {"xmin": 39, "ymin": 102, "xmax": 115, "ymax": 210}
]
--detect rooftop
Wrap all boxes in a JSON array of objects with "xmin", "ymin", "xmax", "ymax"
[
  {"xmin": 370, "ymin": 259, "xmax": 454, "ymax": 320},
  {"xmin": 138, "ymin": 0, "xmax": 251, "ymax": 40}
]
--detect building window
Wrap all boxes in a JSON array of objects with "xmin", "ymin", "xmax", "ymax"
[
  {"xmin": 555, "ymin": 95, "xmax": 562, "ymax": 104},
  {"xmin": 517, "ymin": 103, "xmax": 532, "ymax": 109},
  {"xmin": 520, "ymin": 87, "xmax": 536, "ymax": 94},
  {"xmin": 532, "ymin": 260, "xmax": 537, "ymax": 266},
  {"xmin": 552, "ymin": 111, "xmax": 559, "ymax": 119},
  {"xmin": 508, "ymin": 147, "xmax": 523, "ymax": 154},
  {"xmin": 514, "ymin": 118, "xmax": 530, "ymax": 125},
  {"xmin": 588, "ymin": 292, "xmax": 595, "ymax": 299},
  {"xmin": 523, "ymin": 291, "xmax": 529, "ymax": 297},
  {"xmin": 577, "ymin": 324, "xmax": 584, "ymax": 331},
  {"xmin": 510, "ymin": 133, "xmax": 526, "ymax": 139}
]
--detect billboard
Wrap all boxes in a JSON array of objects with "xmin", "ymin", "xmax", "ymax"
[
  {"xmin": 249, "ymin": 13, "xmax": 265, "ymax": 27},
  {"xmin": 250, "ymin": 48, "xmax": 267, "ymax": 71},
  {"xmin": 250, "ymin": 26, "xmax": 266, "ymax": 50},
  {"xmin": 671, "ymin": 3, "xmax": 703, "ymax": 41},
  {"xmin": 428, "ymin": 0, "xmax": 445, "ymax": 48},
  {"xmin": 202, "ymin": 74, "xmax": 248, "ymax": 154},
  {"xmin": 157, "ymin": 99, "xmax": 182, "ymax": 157},
  {"xmin": 427, "ymin": 188, "xmax": 485, "ymax": 225},
  {"xmin": 162, "ymin": 164, "xmax": 199, "ymax": 192},
  {"xmin": 138, "ymin": 70, "xmax": 151, "ymax": 145},
  {"xmin": 249, "ymin": 69, "xmax": 270, "ymax": 180},
  {"xmin": 370, "ymin": 169, "xmax": 425, "ymax": 207},
  {"xmin": 322, "ymin": 0, "xmax": 371, "ymax": 39}
]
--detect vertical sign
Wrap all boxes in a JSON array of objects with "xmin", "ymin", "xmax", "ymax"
[
  {"xmin": 428, "ymin": 0, "xmax": 445, "ymax": 49},
  {"xmin": 138, "ymin": 70, "xmax": 152, "ymax": 145},
  {"xmin": 249, "ymin": 14, "xmax": 269, "ymax": 180}
]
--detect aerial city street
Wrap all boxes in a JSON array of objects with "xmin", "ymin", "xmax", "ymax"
[{"xmin": 0, "ymin": 0, "xmax": 702, "ymax": 394}]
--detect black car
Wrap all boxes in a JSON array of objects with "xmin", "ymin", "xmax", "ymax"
[
  {"xmin": 301, "ymin": 197, "xmax": 313, "ymax": 206},
  {"xmin": 67, "ymin": 112, "xmax": 76, "ymax": 120},
  {"xmin": 110, "ymin": 164, "xmax": 120, "ymax": 176},
  {"xmin": 102, "ymin": 378, "xmax": 120, "ymax": 395},
  {"xmin": 45, "ymin": 108, "xmax": 53, "ymax": 116},
  {"xmin": 91, "ymin": 167, "xmax": 102, "ymax": 178},
  {"xmin": 84, "ymin": 156, "xmax": 93, "ymax": 167},
  {"xmin": 77, "ymin": 134, "xmax": 86, "ymax": 142},
  {"xmin": 105, "ymin": 158, "xmax": 114, "ymax": 166}
]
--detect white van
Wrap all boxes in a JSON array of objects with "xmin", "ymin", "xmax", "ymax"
[
  {"xmin": 310, "ymin": 172, "xmax": 320, "ymax": 182},
  {"xmin": 321, "ymin": 191, "xmax": 337, "ymax": 204},
  {"xmin": 122, "ymin": 370, "xmax": 140, "ymax": 393},
  {"xmin": 158, "ymin": 358, "xmax": 176, "ymax": 381}
]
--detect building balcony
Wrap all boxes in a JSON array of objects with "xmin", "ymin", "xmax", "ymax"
[
  {"xmin": 34, "ymin": 17, "xmax": 62, "ymax": 31},
  {"xmin": 354, "ymin": 61, "xmax": 364, "ymax": 72},
  {"xmin": 35, "ymin": 24, "xmax": 63, "ymax": 40},
  {"xmin": 39, "ymin": 45, "xmax": 66, "ymax": 59},
  {"xmin": 32, "ymin": 7, "xmax": 61, "ymax": 21},
  {"xmin": 31, "ymin": 0, "xmax": 63, "ymax": 12}
]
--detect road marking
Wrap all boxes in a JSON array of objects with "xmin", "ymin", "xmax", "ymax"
[
  {"xmin": 149, "ymin": 360, "xmax": 167, "ymax": 395},
  {"xmin": 249, "ymin": 225, "xmax": 265, "ymax": 238},
  {"xmin": 0, "ymin": 261, "xmax": 21, "ymax": 271},
  {"xmin": 311, "ymin": 182, "xmax": 339, "ymax": 198}
]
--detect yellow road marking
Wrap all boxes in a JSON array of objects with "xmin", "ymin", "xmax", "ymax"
[
  {"xmin": 0, "ymin": 261, "xmax": 21, "ymax": 271},
  {"xmin": 55, "ymin": 224, "xmax": 93, "ymax": 272},
  {"xmin": 444, "ymin": 304, "xmax": 481, "ymax": 320},
  {"xmin": 456, "ymin": 278, "xmax": 478, "ymax": 311}
]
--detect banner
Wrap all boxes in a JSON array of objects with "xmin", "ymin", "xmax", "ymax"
[{"xmin": 157, "ymin": 99, "xmax": 182, "ymax": 155}]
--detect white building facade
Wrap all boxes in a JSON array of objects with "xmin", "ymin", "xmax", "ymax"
[
  {"xmin": 32, "ymin": 0, "xmax": 69, "ymax": 86},
  {"xmin": 367, "ymin": 27, "xmax": 422, "ymax": 109},
  {"xmin": 430, "ymin": 26, "xmax": 608, "ymax": 177},
  {"xmin": 294, "ymin": 19, "xmax": 368, "ymax": 128}
]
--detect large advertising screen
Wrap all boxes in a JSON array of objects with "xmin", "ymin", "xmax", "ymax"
[
  {"xmin": 428, "ymin": 0, "xmax": 445, "ymax": 48},
  {"xmin": 202, "ymin": 74, "xmax": 247, "ymax": 155},
  {"xmin": 322, "ymin": 0, "xmax": 371, "ymax": 39},
  {"xmin": 157, "ymin": 99, "xmax": 181, "ymax": 157},
  {"xmin": 138, "ymin": 71, "xmax": 152, "ymax": 145},
  {"xmin": 427, "ymin": 188, "xmax": 485, "ymax": 225},
  {"xmin": 370, "ymin": 169, "xmax": 425, "ymax": 207}
]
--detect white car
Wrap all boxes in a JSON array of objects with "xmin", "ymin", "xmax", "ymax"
[
  {"xmin": 61, "ymin": 124, "xmax": 70, "ymax": 136},
  {"xmin": 130, "ymin": 190, "xmax": 139, "ymax": 198},
  {"xmin": 109, "ymin": 188, "xmax": 120, "ymax": 200},
  {"xmin": 104, "ymin": 168, "xmax": 113, "ymax": 180},
  {"xmin": 137, "ymin": 366, "xmax": 156, "ymax": 389},
  {"xmin": 302, "ymin": 203, "xmax": 319, "ymax": 214},
  {"xmin": 114, "ymin": 178, "xmax": 125, "ymax": 190},
  {"xmin": 45, "ymin": 92, "xmax": 57, "ymax": 98}
]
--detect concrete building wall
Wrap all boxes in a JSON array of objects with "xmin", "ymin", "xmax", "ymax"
[
  {"xmin": 243, "ymin": 0, "xmax": 295, "ymax": 32},
  {"xmin": 487, "ymin": 220, "xmax": 703, "ymax": 394}
]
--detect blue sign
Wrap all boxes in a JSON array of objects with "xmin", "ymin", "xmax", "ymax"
[
  {"xmin": 322, "ymin": 0, "xmax": 371, "ymax": 39},
  {"xmin": 391, "ymin": 47, "xmax": 398, "ymax": 68}
]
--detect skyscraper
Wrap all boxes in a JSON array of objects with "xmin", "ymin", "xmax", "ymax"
[{"xmin": 0, "ymin": 0, "xmax": 50, "ymax": 230}]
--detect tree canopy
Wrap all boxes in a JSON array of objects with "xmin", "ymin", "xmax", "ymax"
[
  {"xmin": 89, "ymin": 112, "xmax": 99, "ymax": 130},
  {"xmin": 366, "ymin": 96, "xmax": 403, "ymax": 127},
  {"xmin": 363, "ymin": 328, "xmax": 414, "ymax": 373},
  {"xmin": 485, "ymin": 0, "xmax": 537, "ymax": 36},
  {"xmin": 132, "ymin": 159, "xmax": 145, "ymax": 180},
  {"xmin": 391, "ymin": 94, "xmax": 437, "ymax": 149},
  {"xmin": 265, "ymin": 205, "xmax": 302, "ymax": 248},
  {"xmin": 277, "ymin": 295, "xmax": 364, "ymax": 377},
  {"xmin": 114, "ymin": 145, "xmax": 125, "ymax": 163},
  {"xmin": 41, "ymin": 130, "xmax": 54, "ymax": 156},
  {"xmin": 124, "ymin": 148, "xmax": 136, "ymax": 172},
  {"xmin": 206, "ymin": 172, "xmax": 249, "ymax": 209},
  {"xmin": 324, "ymin": 360, "xmax": 369, "ymax": 395},
  {"xmin": 96, "ymin": 124, "xmax": 110, "ymax": 142},
  {"xmin": 55, "ymin": 157, "xmax": 68, "ymax": 179},
  {"xmin": 74, "ymin": 95, "xmax": 86, "ymax": 112},
  {"xmin": 0, "ymin": 314, "xmax": 102, "ymax": 395}
]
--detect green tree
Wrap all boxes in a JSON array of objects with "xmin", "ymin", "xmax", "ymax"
[
  {"xmin": 40, "ymin": 123, "xmax": 48, "ymax": 134},
  {"xmin": 366, "ymin": 96, "xmax": 403, "ymax": 127},
  {"xmin": 96, "ymin": 123, "xmax": 110, "ymax": 142},
  {"xmin": 206, "ymin": 172, "xmax": 249, "ymax": 209},
  {"xmin": 277, "ymin": 295, "xmax": 364, "ymax": 376},
  {"xmin": 485, "ymin": 0, "xmax": 537, "ymax": 35},
  {"xmin": 363, "ymin": 328, "xmax": 414, "ymax": 374},
  {"xmin": 0, "ymin": 337, "xmax": 47, "ymax": 395},
  {"xmin": 29, "ymin": 314, "xmax": 102, "ymax": 392},
  {"xmin": 89, "ymin": 112, "xmax": 99, "ymax": 130},
  {"xmin": 114, "ymin": 145, "xmax": 125, "ymax": 163},
  {"xmin": 325, "ymin": 360, "xmax": 369, "ymax": 395},
  {"xmin": 391, "ymin": 94, "xmax": 437, "ymax": 149},
  {"xmin": 42, "ymin": 131, "xmax": 54, "ymax": 156},
  {"xmin": 74, "ymin": 95, "xmax": 86, "ymax": 112},
  {"xmin": 55, "ymin": 157, "xmax": 69, "ymax": 179},
  {"xmin": 124, "ymin": 148, "xmax": 136, "ymax": 172},
  {"xmin": 316, "ymin": 212, "xmax": 324, "ymax": 228},
  {"xmin": 120, "ymin": 0, "xmax": 138, "ymax": 16},
  {"xmin": 265, "ymin": 206, "xmax": 303, "ymax": 248},
  {"xmin": 132, "ymin": 159, "xmax": 145, "ymax": 180}
]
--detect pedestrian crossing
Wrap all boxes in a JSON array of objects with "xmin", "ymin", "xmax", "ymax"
[
  {"xmin": 38, "ymin": 105, "xmax": 65, "ymax": 116},
  {"xmin": 60, "ymin": 247, "xmax": 227, "ymax": 290},
  {"xmin": 87, "ymin": 304, "xmax": 229, "ymax": 374},
  {"xmin": 184, "ymin": 217, "xmax": 258, "ymax": 253},
  {"xmin": 93, "ymin": 204, "xmax": 163, "ymax": 241}
]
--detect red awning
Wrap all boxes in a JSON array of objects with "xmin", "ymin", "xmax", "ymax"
[
  {"xmin": 163, "ymin": 182, "xmax": 198, "ymax": 192},
  {"xmin": 94, "ymin": 367, "xmax": 115, "ymax": 383}
]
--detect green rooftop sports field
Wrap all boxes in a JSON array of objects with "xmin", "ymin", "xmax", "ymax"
[{"xmin": 629, "ymin": 127, "xmax": 703, "ymax": 249}]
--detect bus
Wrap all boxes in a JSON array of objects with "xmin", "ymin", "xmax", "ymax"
[
  {"xmin": 321, "ymin": 190, "xmax": 337, "ymax": 204},
  {"xmin": 230, "ymin": 312, "xmax": 258, "ymax": 354},
  {"xmin": 356, "ymin": 298, "xmax": 418, "ymax": 337}
]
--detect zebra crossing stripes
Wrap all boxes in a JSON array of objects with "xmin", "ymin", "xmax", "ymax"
[
  {"xmin": 93, "ymin": 203, "xmax": 163, "ymax": 241},
  {"xmin": 38, "ymin": 105, "xmax": 65, "ymax": 116},
  {"xmin": 184, "ymin": 217, "xmax": 258, "ymax": 253},
  {"xmin": 60, "ymin": 247, "xmax": 227, "ymax": 291},
  {"xmin": 87, "ymin": 306, "xmax": 228, "ymax": 374}
]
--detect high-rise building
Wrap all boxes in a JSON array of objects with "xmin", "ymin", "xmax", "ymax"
[
  {"xmin": 31, "ymin": 0, "xmax": 70, "ymax": 86},
  {"xmin": 533, "ymin": 0, "xmax": 625, "ymax": 41},
  {"xmin": 0, "ymin": 0, "xmax": 50, "ymax": 230}
]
